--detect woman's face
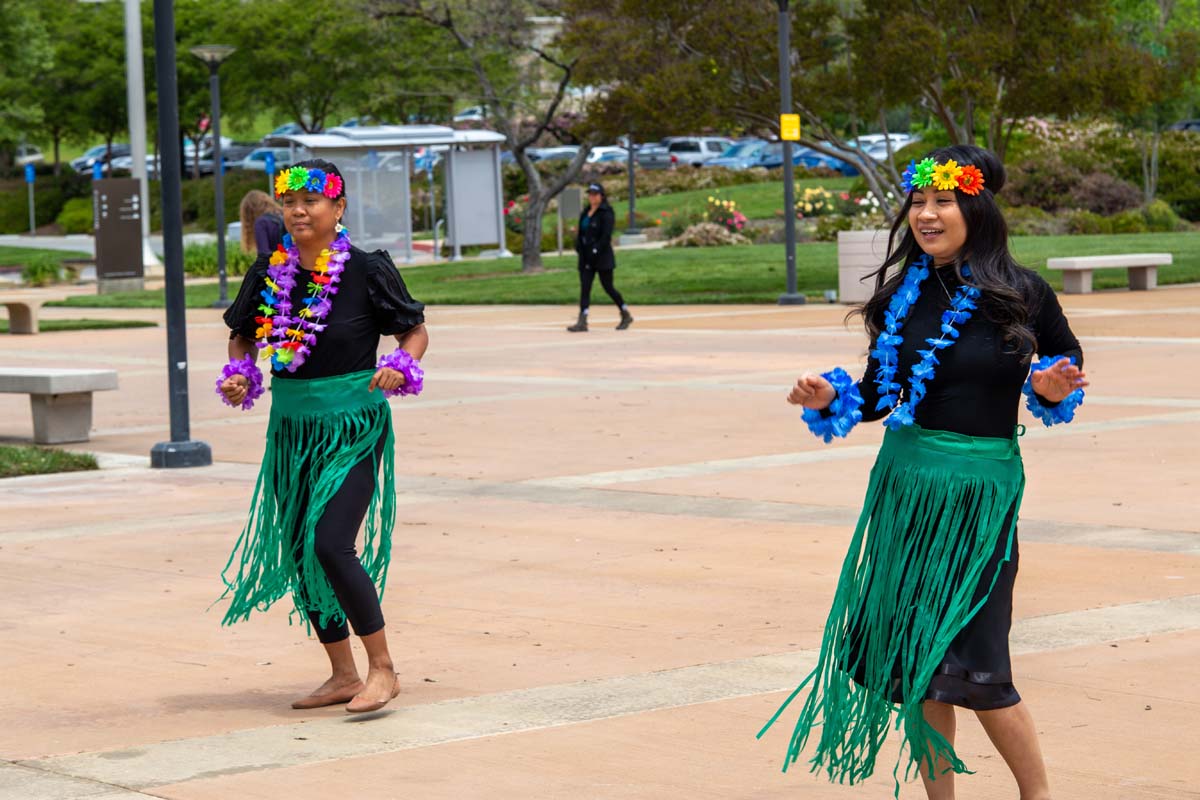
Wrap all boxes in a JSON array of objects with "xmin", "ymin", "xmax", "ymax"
[
  {"xmin": 281, "ymin": 190, "xmax": 346, "ymax": 246},
  {"xmin": 587, "ymin": 191, "xmax": 602, "ymax": 210},
  {"xmin": 908, "ymin": 188, "xmax": 967, "ymax": 265}
]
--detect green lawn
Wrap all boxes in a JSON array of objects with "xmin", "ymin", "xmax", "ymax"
[
  {"xmin": 0, "ymin": 318, "xmax": 157, "ymax": 333},
  {"xmin": 0, "ymin": 445, "xmax": 98, "ymax": 479},
  {"xmin": 0, "ymin": 246, "xmax": 91, "ymax": 266},
  {"xmin": 46, "ymin": 231, "xmax": 1199, "ymax": 307}
]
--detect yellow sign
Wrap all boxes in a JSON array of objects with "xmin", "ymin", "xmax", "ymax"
[{"xmin": 780, "ymin": 114, "xmax": 801, "ymax": 141}]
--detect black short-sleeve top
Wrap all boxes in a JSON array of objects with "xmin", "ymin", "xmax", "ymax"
[{"xmin": 223, "ymin": 246, "xmax": 425, "ymax": 381}]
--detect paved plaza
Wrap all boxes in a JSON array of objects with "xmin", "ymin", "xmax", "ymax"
[{"xmin": 1, "ymin": 287, "xmax": 1198, "ymax": 799}]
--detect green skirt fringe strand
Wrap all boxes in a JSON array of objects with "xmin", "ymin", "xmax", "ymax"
[
  {"xmin": 219, "ymin": 370, "xmax": 396, "ymax": 630},
  {"xmin": 759, "ymin": 424, "xmax": 1025, "ymax": 794}
]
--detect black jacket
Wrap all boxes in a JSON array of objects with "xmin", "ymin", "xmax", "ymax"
[{"xmin": 575, "ymin": 202, "xmax": 616, "ymax": 271}]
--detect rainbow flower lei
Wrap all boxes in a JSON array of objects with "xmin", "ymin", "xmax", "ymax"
[
  {"xmin": 255, "ymin": 228, "xmax": 351, "ymax": 372},
  {"xmin": 901, "ymin": 158, "xmax": 985, "ymax": 196},
  {"xmin": 274, "ymin": 166, "xmax": 343, "ymax": 200}
]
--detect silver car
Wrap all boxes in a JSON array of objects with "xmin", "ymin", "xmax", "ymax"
[{"xmin": 637, "ymin": 137, "xmax": 735, "ymax": 169}]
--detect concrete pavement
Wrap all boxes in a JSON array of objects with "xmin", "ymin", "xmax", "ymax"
[{"xmin": 0, "ymin": 289, "xmax": 1197, "ymax": 799}]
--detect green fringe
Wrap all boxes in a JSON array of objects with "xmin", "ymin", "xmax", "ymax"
[
  {"xmin": 218, "ymin": 370, "xmax": 396, "ymax": 631},
  {"xmin": 759, "ymin": 424, "xmax": 1025, "ymax": 795}
]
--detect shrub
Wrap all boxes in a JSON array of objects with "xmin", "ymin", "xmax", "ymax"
[
  {"xmin": 1001, "ymin": 158, "xmax": 1083, "ymax": 211},
  {"xmin": 1108, "ymin": 209, "xmax": 1149, "ymax": 234},
  {"xmin": 813, "ymin": 215, "xmax": 857, "ymax": 242},
  {"xmin": 666, "ymin": 222, "xmax": 751, "ymax": 247},
  {"xmin": 0, "ymin": 173, "xmax": 91, "ymax": 234},
  {"xmin": 1005, "ymin": 206, "xmax": 1067, "ymax": 236},
  {"xmin": 56, "ymin": 197, "xmax": 94, "ymax": 234},
  {"xmin": 1067, "ymin": 172, "xmax": 1143, "ymax": 215},
  {"xmin": 21, "ymin": 253, "xmax": 60, "ymax": 286},
  {"xmin": 1142, "ymin": 199, "xmax": 1188, "ymax": 232},
  {"xmin": 703, "ymin": 192, "xmax": 748, "ymax": 233},
  {"xmin": 1064, "ymin": 210, "xmax": 1113, "ymax": 235},
  {"xmin": 656, "ymin": 208, "xmax": 703, "ymax": 238},
  {"xmin": 183, "ymin": 242, "xmax": 256, "ymax": 277}
]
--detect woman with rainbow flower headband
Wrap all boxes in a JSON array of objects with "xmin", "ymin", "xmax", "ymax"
[
  {"xmin": 216, "ymin": 158, "xmax": 428, "ymax": 714},
  {"xmin": 759, "ymin": 145, "xmax": 1087, "ymax": 800}
]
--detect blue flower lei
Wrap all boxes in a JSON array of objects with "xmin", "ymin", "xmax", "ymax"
[
  {"xmin": 871, "ymin": 254, "xmax": 982, "ymax": 430},
  {"xmin": 1023, "ymin": 355, "xmax": 1085, "ymax": 426}
]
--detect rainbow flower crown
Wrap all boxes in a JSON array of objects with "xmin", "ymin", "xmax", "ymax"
[
  {"xmin": 901, "ymin": 158, "xmax": 985, "ymax": 196},
  {"xmin": 273, "ymin": 166, "xmax": 344, "ymax": 199}
]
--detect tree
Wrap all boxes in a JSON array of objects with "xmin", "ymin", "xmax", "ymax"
[
  {"xmin": 218, "ymin": 0, "xmax": 386, "ymax": 133},
  {"xmin": 372, "ymin": 0, "xmax": 599, "ymax": 272},
  {"xmin": 565, "ymin": 0, "xmax": 1148, "ymax": 218},
  {"xmin": 68, "ymin": 0, "xmax": 129, "ymax": 173},
  {"xmin": 0, "ymin": 0, "xmax": 52, "ymax": 168},
  {"xmin": 1112, "ymin": 0, "xmax": 1200, "ymax": 202},
  {"xmin": 29, "ymin": 0, "xmax": 91, "ymax": 175}
]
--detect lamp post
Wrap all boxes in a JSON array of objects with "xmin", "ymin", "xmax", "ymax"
[
  {"xmin": 623, "ymin": 133, "xmax": 639, "ymax": 235},
  {"xmin": 777, "ymin": 0, "xmax": 806, "ymax": 305},
  {"xmin": 189, "ymin": 44, "xmax": 236, "ymax": 310},
  {"xmin": 150, "ymin": 0, "xmax": 211, "ymax": 468}
]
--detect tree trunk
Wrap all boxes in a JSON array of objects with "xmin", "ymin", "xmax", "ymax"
[
  {"xmin": 521, "ymin": 196, "xmax": 549, "ymax": 272},
  {"xmin": 52, "ymin": 134, "xmax": 61, "ymax": 177}
]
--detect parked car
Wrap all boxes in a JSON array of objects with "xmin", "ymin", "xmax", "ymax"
[
  {"xmin": 528, "ymin": 145, "xmax": 580, "ymax": 162},
  {"xmin": 236, "ymin": 146, "xmax": 301, "ymax": 172},
  {"xmin": 796, "ymin": 141, "xmax": 859, "ymax": 176},
  {"xmin": 110, "ymin": 153, "xmax": 215, "ymax": 179},
  {"xmin": 756, "ymin": 142, "xmax": 824, "ymax": 170},
  {"xmin": 846, "ymin": 133, "xmax": 921, "ymax": 163},
  {"xmin": 705, "ymin": 139, "xmax": 770, "ymax": 170},
  {"xmin": 453, "ymin": 105, "xmax": 487, "ymax": 123},
  {"xmin": 71, "ymin": 143, "xmax": 131, "ymax": 174},
  {"xmin": 634, "ymin": 142, "xmax": 668, "ymax": 168},
  {"xmin": 586, "ymin": 145, "xmax": 629, "ymax": 163},
  {"xmin": 1167, "ymin": 119, "xmax": 1200, "ymax": 133},
  {"xmin": 15, "ymin": 145, "xmax": 43, "ymax": 167},
  {"xmin": 638, "ymin": 136, "xmax": 735, "ymax": 169},
  {"xmin": 260, "ymin": 122, "xmax": 318, "ymax": 143}
]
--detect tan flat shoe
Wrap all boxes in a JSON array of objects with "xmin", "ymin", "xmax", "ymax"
[
  {"xmin": 346, "ymin": 674, "xmax": 401, "ymax": 714},
  {"xmin": 291, "ymin": 681, "xmax": 364, "ymax": 710}
]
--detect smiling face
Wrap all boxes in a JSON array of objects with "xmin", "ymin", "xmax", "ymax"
[
  {"xmin": 280, "ymin": 190, "xmax": 346, "ymax": 247},
  {"xmin": 908, "ymin": 188, "xmax": 968, "ymax": 265}
]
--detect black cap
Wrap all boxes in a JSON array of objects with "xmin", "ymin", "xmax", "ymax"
[{"xmin": 586, "ymin": 183, "xmax": 604, "ymax": 194}]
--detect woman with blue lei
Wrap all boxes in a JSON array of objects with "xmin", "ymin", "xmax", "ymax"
[
  {"xmin": 759, "ymin": 145, "xmax": 1087, "ymax": 800},
  {"xmin": 216, "ymin": 158, "xmax": 428, "ymax": 714}
]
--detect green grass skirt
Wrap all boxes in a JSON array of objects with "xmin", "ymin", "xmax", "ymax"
[
  {"xmin": 218, "ymin": 370, "xmax": 396, "ymax": 630},
  {"xmin": 759, "ymin": 424, "xmax": 1025, "ymax": 793}
]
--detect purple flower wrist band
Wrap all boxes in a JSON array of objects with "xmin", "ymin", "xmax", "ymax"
[
  {"xmin": 376, "ymin": 349, "xmax": 424, "ymax": 398},
  {"xmin": 216, "ymin": 354, "xmax": 266, "ymax": 411}
]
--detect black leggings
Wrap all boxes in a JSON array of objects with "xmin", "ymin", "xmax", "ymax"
[
  {"xmin": 579, "ymin": 267, "xmax": 625, "ymax": 311},
  {"xmin": 292, "ymin": 435, "xmax": 387, "ymax": 644}
]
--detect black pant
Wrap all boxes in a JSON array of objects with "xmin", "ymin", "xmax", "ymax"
[
  {"xmin": 292, "ymin": 435, "xmax": 387, "ymax": 644},
  {"xmin": 579, "ymin": 266, "xmax": 625, "ymax": 311}
]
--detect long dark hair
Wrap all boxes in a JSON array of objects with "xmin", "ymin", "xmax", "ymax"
[
  {"xmin": 290, "ymin": 157, "xmax": 347, "ymax": 201},
  {"xmin": 853, "ymin": 144, "xmax": 1037, "ymax": 355}
]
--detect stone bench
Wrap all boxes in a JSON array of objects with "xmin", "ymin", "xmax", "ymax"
[
  {"xmin": 0, "ymin": 368, "xmax": 118, "ymax": 444},
  {"xmin": 1, "ymin": 294, "xmax": 66, "ymax": 334},
  {"xmin": 1046, "ymin": 253, "xmax": 1172, "ymax": 294}
]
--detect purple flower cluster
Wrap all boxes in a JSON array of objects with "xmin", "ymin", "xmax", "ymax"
[
  {"xmin": 376, "ymin": 348, "xmax": 424, "ymax": 398},
  {"xmin": 215, "ymin": 354, "xmax": 265, "ymax": 411}
]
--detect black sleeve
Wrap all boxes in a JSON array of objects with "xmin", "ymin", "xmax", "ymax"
[
  {"xmin": 366, "ymin": 249, "xmax": 426, "ymax": 336},
  {"xmin": 574, "ymin": 211, "xmax": 587, "ymax": 255},
  {"xmin": 223, "ymin": 255, "xmax": 270, "ymax": 341},
  {"xmin": 592, "ymin": 206, "xmax": 615, "ymax": 251},
  {"xmin": 1031, "ymin": 275, "xmax": 1083, "ymax": 367},
  {"xmin": 855, "ymin": 344, "xmax": 891, "ymax": 422}
]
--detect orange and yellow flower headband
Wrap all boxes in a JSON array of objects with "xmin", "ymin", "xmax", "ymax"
[
  {"xmin": 273, "ymin": 166, "xmax": 344, "ymax": 200},
  {"xmin": 901, "ymin": 158, "xmax": 985, "ymax": 196}
]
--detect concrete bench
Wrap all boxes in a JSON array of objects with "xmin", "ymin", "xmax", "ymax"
[
  {"xmin": 1, "ymin": 294, "xmax": 66, "ymax": 334},
  {"xmin": 0, "ymin": 368, "xmax": 118, "ymax": 444},
  {"xmin": 1046, "ymin": 253, "xmax": 1172, "ymax": 294}
]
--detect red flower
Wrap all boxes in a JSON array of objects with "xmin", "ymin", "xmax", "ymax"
[{"xmin": 956, "ymin": 165, "xmax": 985, "ymax": 196}]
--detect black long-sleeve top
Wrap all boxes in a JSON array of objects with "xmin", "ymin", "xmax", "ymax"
[{"xmin": 849, "ymin": 266, "xmax": 1082, "ymax": 439}]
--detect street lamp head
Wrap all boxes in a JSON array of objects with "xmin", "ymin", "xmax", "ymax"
[{"xmin": 189, "ymin": 45, "xmax": 236, "ymax": 65}]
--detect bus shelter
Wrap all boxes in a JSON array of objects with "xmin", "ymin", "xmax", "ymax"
[{"xmin": 281, "ymin": 125, "xmax": 509, "ymax": 262}]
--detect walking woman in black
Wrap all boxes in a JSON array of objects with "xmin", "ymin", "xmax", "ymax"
[{"xmin": 567, "ymin": 182, "xmax": 633, "ymax": 332}]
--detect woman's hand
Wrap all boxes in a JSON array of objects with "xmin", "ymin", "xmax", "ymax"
[
  {"xmin": 220, "ymin": 374, "xmax": 249, "ymax": 407},
  {"xmin": 788, "ymin": 373, "xmax": 837, "ymax": 410},
  {"xmin": 1030, "ymin": 357, "xmax": 1089, "ymax": 402},
  {"xmin": 368, "ymin": 367, "xmax": 406, "ymax": 393}
]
